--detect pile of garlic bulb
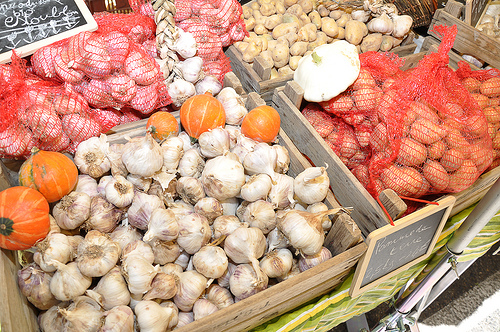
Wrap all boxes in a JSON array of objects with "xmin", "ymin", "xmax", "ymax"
[{"xmin": 18, "ymin": 87, "xmax": 351, "ymax": 331}]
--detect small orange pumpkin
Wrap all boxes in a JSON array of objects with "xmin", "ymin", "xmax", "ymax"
[
  {"xmin": 180, "ymin": 92, "xmax": 226, "ymax": 138},
  {"xmin": 146, "ymin": 111, "xmax": 179, "ymax": 141},
  {"xmin": 241, "ymin": 105, "xmax": 281, "ymax": 143},
  {"xmin": 0, "ymin": 186, "xmax": 50, "ymax": 250},
  {"xmin": 18, "ymin": 148, "xmax": 78, "ymax": 203}
]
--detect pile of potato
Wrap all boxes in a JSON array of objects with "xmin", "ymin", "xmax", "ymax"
[{"xmin": 235, "ymin": 0, "xmax": 413, "ymax": 78}]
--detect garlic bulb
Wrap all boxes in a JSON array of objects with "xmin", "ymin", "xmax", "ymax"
[
  {"xmin": 174, "ymin": 250, "xmax": 191, "ymax": 270},
  {"xmin": 68, "ymin": 235, "xmax": 84, "ymax": 260},
  {"xmin": 193, "ymin": 298, "xmax": 219, "ymax": 320},
  {"xmin": 198, "ymin": 127, "xmax": 231, "ymax": 158},
  {"xmin": 93, "ymin": 266, "xmax": 130, "ymax": 310},
  {"xmin": 224, "ymin": 125, "xmax": 241, "ymax": 149},
  {"xmin": 173, "ymin": 270, "xmax": 208, "ymax": 311},
  {"xmin": 109, "ymin": 224, "xmax": 143, "ymax": 251},
  {"xmin": 171, "ymin": 27, "xmax": 198, "ymax": 58},
  {"xmin": 268, "ymin": 173, "xmax": 295, "ymax": 209},
  {"xmin": 122, "ymin": 240, "xmax": 155, "ymax": 264},
  {"xmin": 34, "ymin": 232, "xmax": 72, "ymax": 273},
  {"xmin": 193, "ymin": 244, "xmax": 228, "ymax": 279},
  {"xmin": 294, "ymin": 166, "xmax": 330, "ymax": 205},
  {"xmin": 86, "ymin": 195, "xmax": 122, "ymax": 233},
  {"xmin": 147, "ymin": 239, "xmax": 181, "ymax": 265},
  {"xmin": 367, "ymin": 13, "xmax": 394, "ymax": 34},
  {"xmin": 240, "ymin": 174, "xmax": 273, "ymax": 202},
  {"xmin": 392, "ymin": 14, "xmax": 413, "ymax": 38},
  {"xmin": 169, "ymin": 200, "xmax": 195, "ymax": 220},
  {"xmin": 143, "ymin": 208, "xmax": 179, "ymax": 242},
  {"xmin": 74, "ymin": 174, "xmax": 99, "ymax": 197},
  {"xmin": 201, "ymin": 155, "xmax": 246, "ymax": 200},
  {"xmin": 143, "ymin": 272, "xmax": 178, "ymax": 301},
  {"xmin": 106, "ymin": 143, "xmax": 128, "ymax": 177},
  {"xmin": 273, "ymin": 145, "xmax": 290, "ymax": 174},
  {"xmin": 277, "ymin": 258, "xmax": 301, "ymax": 282},
  {"xmin": 121, "ymin": 254, "xmax": 160, "ymax": 295},
  {"xmin": 48, "ymin": 215, "xmax": 61, "ymax": 234},
  {"xmin": 17, "ymin": 263, "xmax": 59, "ymax": 310},
  {"xmin": 52, "ymin": 191, "xmax": 91, "ymax": 230},
  {"xmin": 73, "ymin": 134, "xmax": 111, "ymax": 178},
  {"xmin": 161, "ymin": 263, "xmax": 184, "ymax": 277},
  {"xmin": 38, "ymin": 304, "xmax": 66, "ymax": 331},
  {"xmin": 161, "ymin": 136, "xmax": 184, "ymax": 173},
  {"xmin": 127, "ymin": 192, "xmax": 164, "ymax": 230},
  {"xmin": 127, "ymin": 173, "xmax": 152, "ymax": 191},
  {"xmin": 220, "ymin": 196, "xmax": 240, "ymax": 216},
  {"xmin": 229, "ymin": 263, "xmax": 268, "ymax": 300},
  {"xmin": 177, "ymin": 213, "xmax": 212, "ymax": 254},
  {"xmin": 241, "ymin": 200, "xmax": 276, "ymax": 234},
  {"xmin": 194, "ymin": 197, "xmax": 223, "ymax": 225},
  {"xmin": 97, "ymin": 175, "xmax": 114, "ymax": 196},
  {"xmin": 259, "ymin": 248, "xmax": 294, "ymax": 278},
  {"xmin": 76, "ymin": 230, "xmax": 121, "ymax": 277},
  {"xmin": 217, "ymin": 262, "xmax": 237, "ymax": 288},
  {"xmin": 231, "ymin": 134, "xmax": 257, "ymax": 163},
  {"xmin": 168, "ymin": 77, "xmax": 196, "ymax": 108},
  {"xmin": 243, "ymin": 143, "xmax": 278, "ymax": 181},
  {"xmin": 176, "ymin": 176, "xmax": 206, "ymax": 205},
  {"xmin": 351, "ymin": 9, "xmax": 371, "ymax": 22},
  {"xmin": 59, "ymin": 296, "xmax": 104, "ymax": 331},
  {"xmin": 49, "ymin": 260, "xmax": 92, "ymax": 301},
  {"xmin": 176, "ymin": 56, "xmax": 203, "ymax": 83},
  {"xmin": 212, "ymin": 215, "xmax": 248, "ymax": 239},
  {"xmin": 176, "ymin": 311, "xmax": 194, "ymax": 329},
  {"xmin": 206, "ymin": 284, "xmax": 234, "ymax": 309},
  {"xmin": 217, "ymin": 87, "xmax": 248, "ymax": 125},
  {"xmin": 178, "ymin": 148, "xmax": 205, "ymax": 178},
  {"xmin": 150, "ymin": 173, "xmax": 178, "ymax": 205},
  {"xmin": 121, "ymin": 133, "xmax": 163, "ymax": 177},
  {"xmin": 135, "ymin": 300, "xmax": 178, "ymax": 332},
  {"xmin": 298, "ymin": 247, "xmax": 332, "ymax": 272},
  {"xmin": 104, "ymin": 175, "xmax": 135, "ymax": 207},
  {"xmin": 307, "ymin": 202, "xmax": 332, "ymax": 231},
  {"xmin": 195, "ymin": 75, "xmax": 223, "ymax": 95},
  {"xmin": 101, "ymin": 305, "xmax": 134, "ymax": 332},
  {"xmin": 266, "ymin": 227, "xmax": 290, "ymax": 252},
  {"xmin": 160, "ymin": 301, "xmax": 179, "ymax": 329}
]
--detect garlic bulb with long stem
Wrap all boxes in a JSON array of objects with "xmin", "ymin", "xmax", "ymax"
[
  {"xmin": 193, "ymin": 243, "xmax": 228, "ymax": 279},
  {"xmin": 266, "ymin": 227, "xmax": 290, "ymax": 252},
  {"xmin": 193, "ymin": 298, "xmax": 219, "ymax": 321},
  {"xmin": 177, "ymin": 213, "xmax": 212, "ymax": 254},
  {"xmin": 241, "ymin": 200, "xmax": 276, "ymax": 234},
  {"xmin": 268, "ymin": 173, "xmax": 295, "ymax": 209},
  {"xmin": 85, "ymin": 195, "xmax": 122, "ymax": 233},
  {"xmin": 127, "ymin": 192, "xmax": 164, "ymax": 230},
  {"xmin": 143, "ymin": 272, "xmax": 178, "ymax": 301},
  {"xmin": 229, "ymin": 263, "xmax": 269, "ymax": 300},
  {"xmin": 93, "ymin": 266, "xmax": 130, "ymax": 310},
  {"xmin": 49, "ymin": 260, "xmax": 92, "ymax": 301},
  {"xmin": 17, "ymin": 263, "xmax": 59, "ymax": 310},
  {"xmin": 59, "ymin": 296, "xmax": 104, "ymax": 331},
  {"xmin": 34, "ymin": 232, "xmax": 72, "ymax": 273},
  {"xmin": 173, "ymin": 270, "xmax": 208, "ymax": 312},
  {"xmin": 74, "ymin": 174, "xmax": 99, "ymax": 197},
  {"xmin": 147, "ymin": 239, "xmax": 181, "ymax": 265},
  {"xmin": 198, "ymin": 127, "xmax": 231, "ymax": 158},
  {"xmin": 176, "ymin": 176, "xmax": 206, "ymax": 205},
  {"xmin": 135, "ymin": 300, "xmax": 178, "ymax": 332},
  {"xmin": 121, "ymin": 133, "xmax": 164, "ymax": 177},
  {"xmin": 298, "ymin": 247, "xmax": 332, "ymax": 272},
  {"xmin": 273, "ymin": 144, "xmax": 290, "ymax": 174},
  {"xmin": 206, "ymin": 283, "xmax": 234, "ymax": 309},
  {"xmin": 52, "ymin": 191, "xmax": 91, "ymax": 230},
  {"xmin": 101, "ymin": 305, "xmax": 134, "ymax": 332},
  {"xmin": 106, "ymin": 143, "xmax": 128, "ymax": 177},
  {"xmin": 161, "ymin": 136, "xmax": 184, "ymax": 173},
  {"xmin": 212, "ymin": 215, "xmax": 248, "ymax": 239},
  {"xmin": 143, "ymin": 208, "xmax": 179, "ymax": 242},
  {"xmin": 307, "ymin": 202, "xmax": 332, "ymax": 231},
  {"xmin": 178, "ymin": 147, "xmax": 205, "ymax": 178},
  {"xmin": 73, "ymin": 134, "xmax": 111, "ymax": 178},
  {"xmin": 194, "ymin": 197, "xmax": 223, "ymax": 225},
  {"xmin": 240, "ymin": 174, "xmax": 273, "ymax": 202},
  {"xmin": 76, "ymin": 230, "xmax": 121, "ymax": 277},
  {"xmin": 259, "ymin": 248, "xmax": 294, "ymax": 278},
  {"xmin": 104, "ymin": 175, "xmax": 135, "ymax": 208},
  {"xmin": 121, "ymin": 254, "xmax": 160, "ymax": 296},
  {"xmin": 217, "ymin": 87, "xmax": 248, "ymax": 125},
  {"xmin": 243, "ymin": 143, "xmax": 278, "ymax": 181},
  {"xmin": 109, "ymin": 224, "xmax": 143, "ymax": 252},
  {"xmin": 201, "ymin": 155, "xmax": 246, "ymax": 201},
  {"xmin": 122, "ymin": 240, "xmax": 155, "ymax": 264},
  {"xmin": 294, "ymin": 166, "xmax": 330, "ymax": 205}
]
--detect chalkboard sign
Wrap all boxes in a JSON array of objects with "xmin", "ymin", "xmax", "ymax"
[
  {"xmin": 0, "ymin": 0, "xmax": 98, "ymax": 64},
  {"xmin": 465, "ymin": 0, "xmax": 491, "ymax": 27},
  {"xmin": 350, "ymin": 196, "xmax": 455, "ymax": 297}
]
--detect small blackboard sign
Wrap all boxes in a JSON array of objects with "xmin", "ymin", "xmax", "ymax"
[
  {"xmin": 0, "ymin": 0, "xmax": 98, "ymax": 64},
  {"xmin": 350, "ymin": 196, "xmax": 455, "ymax": 297}
]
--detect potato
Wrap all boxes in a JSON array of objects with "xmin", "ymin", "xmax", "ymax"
[
  {"xmin": 245, "ymin": 17, "xmax": 256, "ymax": 31},
  {"xmin": 250, "ymin": 2, "xmax": 261, "ymax": 10},
  {"xmin": 336, "ymin": 13, "xmax": 351, "ymax": 28},
  {"xmin": 422, "ymin": 160, "xmax": 449, "ymax": 191},
  {"xmin": 410, "ymin": 118, "xmax": 446, "ymax": 145},
  {"xmin": 297, "ymin": 23, "xmax": 317, "ymax": 42},
  {"xmin": 289, "ymin": 55, "xmax": 302, "ymax": 70},
  {"xmin": 284, "ymin": 0, "xmax": 298, "ymax": 7},
  {"xmin": 286, "ymin": 4, "xmax": 303, "ymax": 17},
  {"xmin": 321, "ymin": 17, "xmax": 339, "ymax": 38},
  {"xmin": 330, "ymin": 10, "xmax": 343, "ymax": 20},
  {"xmin": 324, "ymin": 95, "xmax": 354, "ymax": 114},
  {"xmin": 396, "ymin": 138, "xmax": 428, "ymax": 167},
  {"xmin": 441, "ymin": 148, "xmax": 464, "ymax": 172},
  {"xmin": 309, "ymin": 11, "xmax": 322, "ymax": 29},
  {"xmin": 480, "ymin": 77, "xmax": 500, "ymax": 97},
  {"xmin": 260, "ymin": 2, "xmax": 277, "ymax": 16},
  {"xmin": 461, "ymin": 77, "xmax": 481, "ymax": 93},
  {"xmin": 487, "ymin": 122, "xmax": 499, "ymax": 139},
  {"xmin": 352, "ymin": 87, "xmax": 382, "ymax": 112},
  {"xmin": 428, "ymin": 139, "xmax": 447, "ymax": 160},
  {"xmin": 254, "ymin": 23, "xmax": 268, "ymax": 35},
  {"xmin": 447, "ymin": 159, "xmax": 478, "ymax": 192},
  {"xmin": 409, "ymin": 101, "xmax": 440, "ymax": 123},
  {"xmin": 242, "ymin": 40, "xmax": 263, "ymax": 63},
  {"xmin": 267, "ymin": 39, "xmax": 279, "ymax": 52},
  {"xmin": 346, "ymin": 149, "xmax": 370, "ymax": 169},
  {"xmin": 299, "ymin": 12, "xmax": 311, "ymax": 26},
  {"xmin": 272, "ymin": 40, "xmax": 290, "ymax": 68},
  {"xmin": 257, "ymin": 35, "xmax": 269, "ymax": 51},
  {"xmin": 307, "ymin": 31, "xmax": 328, "ymax": 50},
  {"xmin": 234, "ymin": 41, "xmax": 249, "ymax": 54},
  {"xmin": 361, "ymin": 33, "xmax": 383, "ymax": 52},
  {"xmin": 351, "ymin": 164, "xmax": 369, "ymax": 187},
  {"xmin": 276, "ymin": 1, "xmax": 286, "ymax": 14},
  {"xmin": 339, "ymin": 130, "xmax": 360, "ymax": 158},
  {"xmin": 298, "ymin": 0, "xmax": 314, "ymax": 13},
  {"xmin": 470, "ymin": 93, "xmax": 490, "ymax": 109},
  {"xmin": 493, "ymin": 131, "xmax": 500, "ymax": 150},
  {"xmin": 352, "ymin": 68, "xmax": 376, "ymax": 90},
  {"xmin": 380, "ymin": 165, "xmax": 425, "ymax": 197},
  {"xmin": 490, "ymin": 97, "xmax": 500, "ymax": 107},
  {"xmin": 317, "ymin": 5, "xmax": 329, "ymax": 17},
  {"xmin": 337, "ymin": 27, "xmax": 345, "ymax": 39},
  {"xmin": 272, "ymin": 22, "xmax": 299, "ymax": 39},
  {"xmin": 290, "ymin": 41, "xmax": 308, "ymax": 56},
  {"xmin": 282, "ymin": 13, "xmax": 301, "ymax": 25},
  {"xmin": 265, "ymin": 14, "xmax": 283, "ymax": 30},
  {"xmin": 379, "ymin": 35, "xmax": 394, "ymax": 51},
  {"xmin": 242, "ymin": 6, "xmax": 253, "ymax": 19},
  {"xmin": 345, "ymin": 20, "xmax": 367, "ymax": 45},
  {"xmin": 278, "ymin": 65, "xmax": 294, "ymax": 76},
  {"xmin": 278, "ymin": 31, "xmax": 298, "ymax": 46},
  {"xmin": 370, "ymin": 122, "xmax": 388, "ymax": 151}
]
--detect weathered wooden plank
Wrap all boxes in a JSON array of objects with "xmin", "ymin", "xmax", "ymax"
[{"xmin": 325, "ymin": 213, "xmax": 363, "ymax": 256}]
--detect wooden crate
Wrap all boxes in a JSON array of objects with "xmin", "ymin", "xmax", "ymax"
[{"xmin": 0, "ymin": 92, "xmax": 367, "ymax": 332}]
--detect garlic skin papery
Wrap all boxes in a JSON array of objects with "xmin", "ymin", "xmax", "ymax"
[
  {"xmin": 201, "ymin": 155, "xmax": 246, "ymax": 201},
  {"xmin": 122, "ymin": 240, "xmax": 155, "ymax": 264},
  {"xmin": 298, "ymin": 247, "xmax": 333, "ymax": 272},
  {"xmin": 121, "ymin": 133, "xmax": 164, "ymax": 177},
  {"xmin": 97, "ymin": 175, "xmax": 114, "ymax": 196},
  {"xmin": 217, "ymin": 87, "xmax": 248, "ymax": 125},
  {"xmin": 174, "ymin": 250, "xmax": 191, "ymax": 270},
  {"xmin": 176, "ymin": 56, "xmax": 203, "ymax": 83},
  {"xmin": 220, "ymin": 196, "xmax": 240, "ymax": 216},
  {"xmin": 177, "ymin": 213, "xmax": 212, "ymax": 254},
  {"xmin": 38, "ymin": 304, "xmax": 66, "ymax": 331},
  {"xmin": 147, "ymin": 239, "xmax": 181, "ymax": 265},
  {"xmin": 127, "ymin": 192, "xmax": 164, "ymax": 230},
  {"xmin": 391, "ymin": 14, "xmax": 413, "ymax": 38},
  {"xmin": 135, "ymin": 300, "xmax": 178, "ymax": 332},
  {"xmin": 169, "ymin": 200, "xmax": 195, "ymax": 220},
  {"xmin": 59, "ymin": 296, "xmax": 104, "ymax": 331},
  {"xmin": 76, "ymin": 230, "xmax": 121, "ymax": 278},
  {"xmin": 193, "ymin": 244, "xmax": 228, "ymax": 279},
  {"xmin": 266, "ymin": 227, "xmax": 290, "ymax": 252},
  {"xmin": 53, "ymin": 191, "xmax": 91, "ymax": 230},
  {"xmin": 176, "ymin": 311, "xmax": 194, "ymax": 329},
  {"xmin": 224, "ymin": 125, "xmax": 240, "ymax": 149},
  {"xmin": 74, "ymin": 174, "xmax": 99, "ymax": 197},
  {"xmin": 48, "ymin": 260, "xmax": 92, "ymax": 301},
  {"xmin": 176, "ymin": 176, "xmax": 206, "ymax": 205},
  {"xmin": 178, "ymin": 148, "xmax": 205, "ymax": 178},
  {"xmin": 307, "ymin": 202, "xmax": 332, "ymax": 231},
  {"xmin": 351, "ymin": 9, "xmax": 371, "ymax": 22},
  {"xmin": 268, "ymin": 173, "xmax": 295, "ymax": 209},
  {"xmin": 162, "ymin": 263, "xmax": 184, "ymax": 277},
  {"xmin": 34, "ymin": 232, "xmax": 72, "ymax": 273},
  {"xmin": 17, "ymin": 263, "xmax": 59, "ymax": 310},
  {"xmin": 68, "ymin": 235, "xmax": 84, "ymax": 260},
  {"xmin": 241, "ymin": 200, "xmax": 276, "ymax": 234},
  {"xmin": 104, "ymin": 175, "xmax": 135, "ymax": 208},
  {"xmin": 273, "ymin": 144, "xmax": 290, "ymax": 174},
  {"xmin": 240, "ymin": 174, "xmax": 273, "ymax": 202},
  {"xmin": 243, "ymin": 143, "xmax": 278, "ymax": 181},
  {"xmin": 198, "ymin": 127, "xmax": 231, "ymax": 158},
  {"xmin": 367, "ymin": 13, "xmax": 394, "ymax": 34},
  {"xmin": 171, "ymin": 27, "xmax": 197, "ymax": 59},
  {"xmin": 150, "ymin": 173, "xmax": 178, "ymax": 205},
  {"xmin": 195, "ymin": 75, "xmax": 223, "ymax": 95},
  {"xmin": 106, "ymin": 143, "xmax": 128, "ymax": 177},
  {"xmin": 178, "ymin": 131, "xmax": 195, "ymax": 152},
  {"xmin": 86, "ymin": 195, "xmax": 122, "ymax": 233},
  {"xmin": 101, "ymin": 305, "xmax": 135, "ymax": 332},
  {"xmin": 277, "ymin": 259, "xmax": 301, "ymax": 282},
  {"xmin": 193, "ymin": 298, "xmax": 219, "ymax": 321},
  {"xmin": 194, "ymin": 197, "xmax": 223, "ymax": 225},
  {"xmin": 173, "ymin": 270, "xmax": 208, "ymax": 312},
  {"xmin": 212, "ymin": 215, "xmax": 248, "ymax": 239},
  {"xmin": 93, "ymin": 266, "xmax": 131, "ymax": 310},
  {"xmin": 109, "ymin": 224, "xmax": 143, "ymax": 252},
  {"xmin": 259, "ymin": 248, "xmax": 294, "ymax": 278},
  {"xmin": 231, "ymin": 134, "xmax": 257, "ymax": 163},
  {"xmin": 294, "ymin": 166, "xmax": 330, "ymax": 205},
  {"xmin": 229, "ymin": 263, "xmax": 269, "ymax": 300},
  {"xmin": 217, "ymin": 262, "xmax": 237, "ymax": 288},
  {"xmin": 206, "ymin": 284, "xmax": 234, "ymax": 309},
  {"xmin": 161, "ymin": 136, "xmax": 184, "ymax": 173},
  {"xmin": 121, "ymin": 254, "xmax": 160, "ymax": 296},
  {"xmin": 127, "ymin": 173, "xmax": 152, "ymax": 192},
  {"xmin": 168, "ymin": 78, "xmax": 196, "ymax": 108},
  {"xmin": 143, "ymin": 208, "xmax": 179, "ymax": 242},
  {"xmin": 73, "ymin": 134, "xmax": 111, "ymax": 178},
  {"xmin": 143, "ymin": 272, "xmax": 178, "ymax": 301}
]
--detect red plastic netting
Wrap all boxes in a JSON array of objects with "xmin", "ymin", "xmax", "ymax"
[{"xmin": 303, "ymin": 25, "xmax": 493, "ymax": 199}]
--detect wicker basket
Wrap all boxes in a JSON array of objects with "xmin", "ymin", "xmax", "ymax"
[{"xmin": 389, "ymin": 0, "xmax": 439, "ymax": 28}]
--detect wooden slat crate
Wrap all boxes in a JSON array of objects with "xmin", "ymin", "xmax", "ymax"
[{"xmin": 0, "ymin": 91, "xmax": 367, "ymax": 332}]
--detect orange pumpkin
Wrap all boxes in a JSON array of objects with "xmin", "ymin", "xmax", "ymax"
[
  {"xmin": 241, "ymin": 105, "xmax": 281, "ymax": 143},
  {"xmin": 146, "ymin": 111, "xmax": 179, "ymax": 140},
  {"xmin": 18, "ymin": 148, "xmax": 78, "ymax": 203},
  {"xmin": 0, "ymin": 186, "xmax": 50, "ymax": 250},
  {"xmin": 180, "ymin": 92, "xmax": 226, "ymax": 138}
]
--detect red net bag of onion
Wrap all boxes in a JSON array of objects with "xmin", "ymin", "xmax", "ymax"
[{"xmin": 302, "ymin": 25, "xmax": 493, "ymax": 198}]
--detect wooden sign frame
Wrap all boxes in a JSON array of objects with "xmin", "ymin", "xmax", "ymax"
[
  {"xmin": 349, "ymin": 195, "xmax": 456, "ymax": 297},
  {"xmin": 0, "ymin": 0, "xmax": 98, "ymax": 64},
  {"xmin": 465, "ymin": 0, "xmax": 492, "ymax": 27}
]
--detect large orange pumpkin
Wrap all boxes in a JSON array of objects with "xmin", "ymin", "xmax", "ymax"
[
  {"xmin": 146, "ymin": 111, "xmax": 179, "ymax": 141},
  {"xmin": 0, "ymin": 186, "xmax": 50, "ymax": 250},
  {"xmin": 241, "ymin": 105, "xmax": 281, "ymax": 143},
  {"xmin": 18, "ymin": 148, "xmax": 78, "ymax": 203},
  {"xmin": 180, "ymin": 92, "xmax": 226, "ymax": 138}
]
